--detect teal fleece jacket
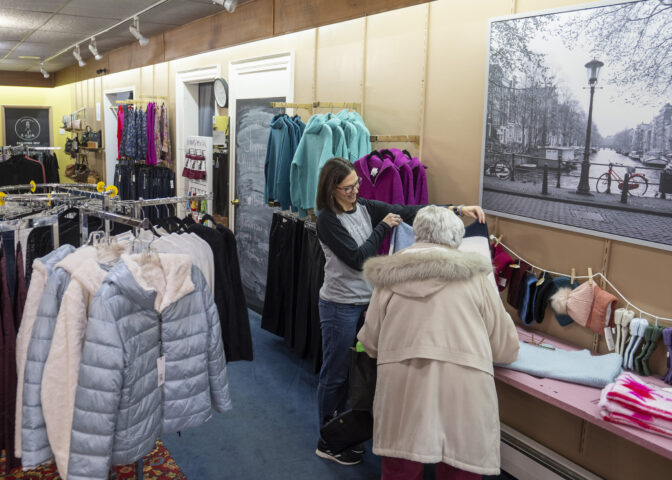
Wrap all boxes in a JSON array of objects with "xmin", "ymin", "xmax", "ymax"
[{"xmin": 290, "ymin": 114, "xmax": 333, "ymax": 214}]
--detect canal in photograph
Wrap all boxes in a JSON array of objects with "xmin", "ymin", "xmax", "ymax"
[{"xmin": 532, "ymin": 148, "xmax": 664, "ymax": 198}]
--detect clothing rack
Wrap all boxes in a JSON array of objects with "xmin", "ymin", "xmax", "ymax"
[
  {"xmin": 269, "ymin": 101, "xmax": 361, "ymax": 113},
  {"xmin": 490, "ymin": 235, "xmax": 672, "ymax": 326},
  {"xmin": 0, "ymin": 208, "xmax": 61, "ymax": 248},
  {"xmin": 370, "ymin": 135, "xmax": 420, "ymax": 144}
]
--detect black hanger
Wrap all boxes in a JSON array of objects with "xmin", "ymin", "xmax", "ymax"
[{"xmin": 402, "ymin": 149, "xmax": 413, "ymax": 160}]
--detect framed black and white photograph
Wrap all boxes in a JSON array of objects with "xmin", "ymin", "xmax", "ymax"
[
  {"xmin": 480, "ymin": 0, "xmax": 672, "ymax": 251},
  {"xmin": 2, "ymin": 106, "xmax": 52, "ymax": 147}
]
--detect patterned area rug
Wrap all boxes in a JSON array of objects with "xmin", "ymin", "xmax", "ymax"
[{"xmin": 1, "ymin": 440, "xmax": 186, "ymax": 479}]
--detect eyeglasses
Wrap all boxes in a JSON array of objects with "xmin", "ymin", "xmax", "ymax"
[{"xmin": 336, "ymin": 177, "xmax": 361, "ymax": 194}]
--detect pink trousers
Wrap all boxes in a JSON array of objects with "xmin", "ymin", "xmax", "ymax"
[{"xmin": 381, "ymin": 456, "xmax": 482, "ymax": 480}]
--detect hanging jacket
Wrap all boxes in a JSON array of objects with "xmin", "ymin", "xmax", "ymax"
[
  {"xmin": 67, "ymin": 253, "xmax": 231, "ymax": 480},
  {"xmin": 265, "ymin": 114, "xmax": 294, "ymax": 207},
  {"xmin": 381, "ymin": 149, "xmax": 414, "ymax": 204},
  {"xmin": 336, "ymin": 110, "xmax": 360, "ymax": 163},
  {"xmin": 290, "ymin": 114, "xmax": 334, "ymax": 215},
  {"xmin": 14, "ymin": 245, "xmax": 75, "ymax": 458},
  {"xmin": 355, "ymin": 153, "xmax": 405, "ymax": 205},
  {"xmin": 1, "ymin": 247, "xmax": 21, "ymax": 471},
  {"xmin": 21, "ymin": 246, "xmax": 119, "ymax": 469},
  {"xmin": 409, "ymin": 155, "xmax": 429, "ymax": 205},
  {"xmin": 345, "ymin": 111, "xmax": 371, "ymax": 160},
  {"xmin": 41, "ymin": 258, "xmax": 111, "ymax": 479},
  {"xmin": 325, "ymin": 113, "xmax": 347, "ymax": 159}
]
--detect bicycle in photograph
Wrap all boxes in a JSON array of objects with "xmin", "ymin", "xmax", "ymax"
[
  {"xmin": 484, "ymin": 158, "xmax": 512, "ymax": 180},
  {"xmin": 595, "ymin": 163, "xmax": 648, "ymax": 196}
]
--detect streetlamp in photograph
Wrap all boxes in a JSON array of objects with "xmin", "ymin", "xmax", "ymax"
[{"xmin": 576, "ymin": 58, "xmax": 604, "ymax": 195}]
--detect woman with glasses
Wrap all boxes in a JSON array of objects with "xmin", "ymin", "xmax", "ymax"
[{"xmin": 313, "ymin": 157, "xmax": 485, "ymax": 465}]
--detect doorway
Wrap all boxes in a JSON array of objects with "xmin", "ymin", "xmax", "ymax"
[
  {"xmin": 228, "ymin": 52, "xmax": 294, "ymax": 312},
  {"xmin": 103, "ymin": 88, "xmax": 134, "ymax": 184}
]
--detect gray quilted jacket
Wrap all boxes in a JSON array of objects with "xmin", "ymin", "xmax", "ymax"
[
  {"xmin": 21, "ymin": 246, "xmax": 124, "ymax": 469},
  {"xmin": 15, "ymin": 244, "xmax": 74, "ymax": 461},
  {"xmin": 67, "ymin": 253, "xmax": 231, "ymax": 480},
  {"xmin": 21, "ymin": 247, "xmax": 89, "ymax": 468}
]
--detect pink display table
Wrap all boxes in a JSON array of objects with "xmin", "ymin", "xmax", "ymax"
[{"xmin": 494, "ymin": 326, "xmax": 672, "ymax": 461}]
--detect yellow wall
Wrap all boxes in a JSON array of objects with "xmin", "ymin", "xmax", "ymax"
[{"xmin": 0, "ymin": 85, "xmax": 74, "ymax": 182}]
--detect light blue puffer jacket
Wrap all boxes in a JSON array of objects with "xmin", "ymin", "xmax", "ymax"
[
  {"xmin": 21, "ymin": 246, "xmax": 91, "ymax": 468},
  {"xmin": 67, "ymin": 253, "xmax": 231, "ymax": 480}
]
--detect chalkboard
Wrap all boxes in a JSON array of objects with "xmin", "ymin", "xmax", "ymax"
[
  {"xmin": 3, "ymin": 106, "xmax": 51, "ymax": 147},
  {"xmin": 234, "ymin": 97, "xmax": 285, "ymax": 313}
]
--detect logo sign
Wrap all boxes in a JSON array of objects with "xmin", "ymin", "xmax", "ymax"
[{"xmin": 15, "ymin": 116, "xmax": 41, "ymax": 141}]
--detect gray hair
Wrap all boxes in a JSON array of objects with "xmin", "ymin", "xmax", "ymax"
[{"xmin": 413, "ymin": 205, "xmax": 464, "ymax": 248}]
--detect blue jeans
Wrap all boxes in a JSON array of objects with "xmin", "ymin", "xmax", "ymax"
[{"xmin": 317, "ymin": 299, "xmax": 367, "ymax": 431}]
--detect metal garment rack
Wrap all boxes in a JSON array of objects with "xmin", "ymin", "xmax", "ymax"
[{"xmin": 0, "ymin": 213, "xmax": 61, "ymax": 249}]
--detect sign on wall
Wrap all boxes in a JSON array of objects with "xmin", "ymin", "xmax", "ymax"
[
  {"xmin": 2, "ymin": 106, "xmax": 52, "ymax": 147},
  {"xmin": 480, "ymin": 0, "xmax": 672, "ymax": 251}
]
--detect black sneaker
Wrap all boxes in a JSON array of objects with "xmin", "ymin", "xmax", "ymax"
[
  {"xmin": 315, "ymin": 440, "xmax": 362, "ymax": 465},
  {"xmin": 350, "ymin": 444, "xmax": 365, "ymax": 454}
]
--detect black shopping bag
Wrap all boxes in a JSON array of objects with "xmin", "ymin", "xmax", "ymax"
[
  {"xmin": 348, "ymin": 347, "xmax": 377, "ymax": 411},
  {"xmin": 320, "ymin": 409, "xmax": 374, "ymax": 454}
]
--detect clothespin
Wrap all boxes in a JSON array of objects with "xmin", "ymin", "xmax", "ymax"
[
  {"xmin": 509, "ymin": 260, "xmax": 520, "ymax": 269},
  {"xmin": 523, "ymin": 333, "xmax": 556, "ymax": 350},
  {"xmin": 570, "ymin": 268, "xmax": 576, "ymax": 284},
  {"xmin": 588, "ymin": 268, "xmax": 594, "ymax": 285},
  {"xmin": 494, "ymin": 235, "xmax": 503, "ymax": 247},
  {"xmin": 536, "ymin": 271, "xmax": 546, "ymax": 287}
]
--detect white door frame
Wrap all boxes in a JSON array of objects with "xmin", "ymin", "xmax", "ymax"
[
  {"xmin": 103, "ymin": 86, "xmax": 136, "ymax": 184},
  {"xmin": 228, "ymin": 52, "xmax": 294, "ymax": 231},
  {"xmin": 175, "ymin": 64, "xmax": 222, "ymax": 202}
]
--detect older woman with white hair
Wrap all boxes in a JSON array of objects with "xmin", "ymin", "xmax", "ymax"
[{"xmin": 358, "ymin": 205, "xmax": 519, "ymax": 480}]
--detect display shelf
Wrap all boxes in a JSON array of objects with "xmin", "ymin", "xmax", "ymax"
[{"xmin": 494, "ymin": 325, "xmax": 672, "ymax": 460}]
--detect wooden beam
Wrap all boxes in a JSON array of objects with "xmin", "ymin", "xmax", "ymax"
[
  {"xmin": 0, "ymin": 71, "xmax": 54, "ymax": 88},
  {"xmin": 274, "ymin": 0, "xmax": 365, "ymax": 36},
  {"xmin": 109, "ymin": 35, "xmax": 165, "ymax": 74},
  {"xmin": 365, "ymin": 0, "xmax": 431, "ymax": 16}
]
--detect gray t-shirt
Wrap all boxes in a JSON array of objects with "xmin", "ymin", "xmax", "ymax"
[{"xmin": 319, "ymin": 205, "xmax": 374, "ymax": 304}]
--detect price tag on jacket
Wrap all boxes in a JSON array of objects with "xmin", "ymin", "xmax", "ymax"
[{"xmin": 157, "ymin": 356, "xmax": 166, "ymax": 387}]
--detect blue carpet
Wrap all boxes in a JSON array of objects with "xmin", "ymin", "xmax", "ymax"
[{"xmin": 162, "ymin": 311, "xmax": 515, "ymax": 479}]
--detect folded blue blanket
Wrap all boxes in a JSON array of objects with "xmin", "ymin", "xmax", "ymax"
[{"xmin": 496, "ymin": 342, "xmax": 623, "ymax": 388}]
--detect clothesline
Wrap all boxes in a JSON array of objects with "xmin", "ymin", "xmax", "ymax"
[{"xmin": 489, "ymin": 234, "xmax": 672, "ymax": 326}]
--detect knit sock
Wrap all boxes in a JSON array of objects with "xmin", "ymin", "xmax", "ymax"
[
  {"xmin": 662, "ymin": 328, "xmax": 672, "ymax": 384},
  {"xmin": 619, "ymin": 310, "xmax": 635, "ymax": 355},
  {"xmin": 640, "ymin": 326, "xmax": 664, "ymax": 377},
  {"xmin": 626, "ymin": 319, "xmax": 649, "ymax": 370},
  {"xmin": 614, "ymin": 309, "xmax": 624, "ymax": 355},
  {"xmin": 622, "ymin": 319, "xmax": 641, "ymax": 367},
  {"xmin": 634, "ymin": 325, "xmax": 654, "ymax": 375}
]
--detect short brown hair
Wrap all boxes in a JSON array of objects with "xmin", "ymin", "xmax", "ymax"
[{"xmin": 316, "ymin": 157, "xmax": 355, "ymax": 213}]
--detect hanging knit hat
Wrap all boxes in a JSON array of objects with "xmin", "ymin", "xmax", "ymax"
[
  {"xmin": 550, "ymin": 281, "xmax": 594, "ymax": 326},
  {"xmin": 546, "ymin": 277, "xmax": 579, "ymax": 326},
  {"xmin": 491, "ymin": 244, "xmax": 515, "ymax": 292},
  {"xmin": 531, "ymin": 272, "xmax": 558, "ymax": 324},
  {"xmin": 507, "ymin": 261, "xmax": 531, "ymax": 309},
  {"xmin": 586, "ymin": 284, "xmax": 619, "ymax": 335}
]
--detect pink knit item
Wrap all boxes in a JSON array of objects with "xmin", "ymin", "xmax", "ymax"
[{"xmin": 566, "ymin": 281, "xmax": 594, "ymax": 326}]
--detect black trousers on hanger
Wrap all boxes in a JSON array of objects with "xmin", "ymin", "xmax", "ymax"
[
  {"xmin": 261, "ymin": 213, "xmax": 302, "ymax": 341},
  {"xmin": 213, "ymin": 151, "xmax": 229, "ymax": 216},
  {"xmin": 294, "ymin": 226, "xmax": 326, "ymax": 372}
]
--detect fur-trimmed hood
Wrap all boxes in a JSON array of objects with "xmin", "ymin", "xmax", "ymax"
[{"xmin": 363, "ymin": 243, "xmax": 492, "ymax": 298}]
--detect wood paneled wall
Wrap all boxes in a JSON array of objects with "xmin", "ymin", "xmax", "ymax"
[
  {"xmin": 0, "ymin": 71, "xmax": 54, "ymax": 88},
  {"xmin": 49, "ymin": 0, "xmax": 429, "ymax": 87}
]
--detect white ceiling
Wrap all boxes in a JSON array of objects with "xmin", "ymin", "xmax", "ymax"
[{"xmin": 0, "ymin": 0, "xmax": 241, "ymax": 74}]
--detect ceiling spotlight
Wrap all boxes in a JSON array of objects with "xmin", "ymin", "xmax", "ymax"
[
  {"xmin": 73, "ymin": 44, "xmax": 86, "ymax": 67},
  {"xmin": 212, "ymin": 0, "xmax": 238, "ymax": 13},
  {"xmin": 129, "ymin": 17, "xmax": 149, "ymax": 46},
  {"xmin": 88, "ymin": 37, "xmax": 103, "ymax": 61},
  {"xmin": 40, "ymin": 63, "xmax": 49, "ymax": 79}
]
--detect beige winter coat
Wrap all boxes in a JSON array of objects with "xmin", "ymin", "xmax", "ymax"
[{"xmin": 358, "ymin": 243, "xmax": 519, "ymax": 475}]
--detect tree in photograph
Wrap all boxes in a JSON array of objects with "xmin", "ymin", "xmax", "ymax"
[{"xmin": 564, "ymin": 0, "xmax": 672, "ymax": 104}]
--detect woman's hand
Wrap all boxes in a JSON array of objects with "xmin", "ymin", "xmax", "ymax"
[
  {"xmin": 462, "ymin": 205, "xmax": 486, "ymax": 223},
  {"xmin": 382, "ymin": 213, "xmax": 403, "ymax": 228}
]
